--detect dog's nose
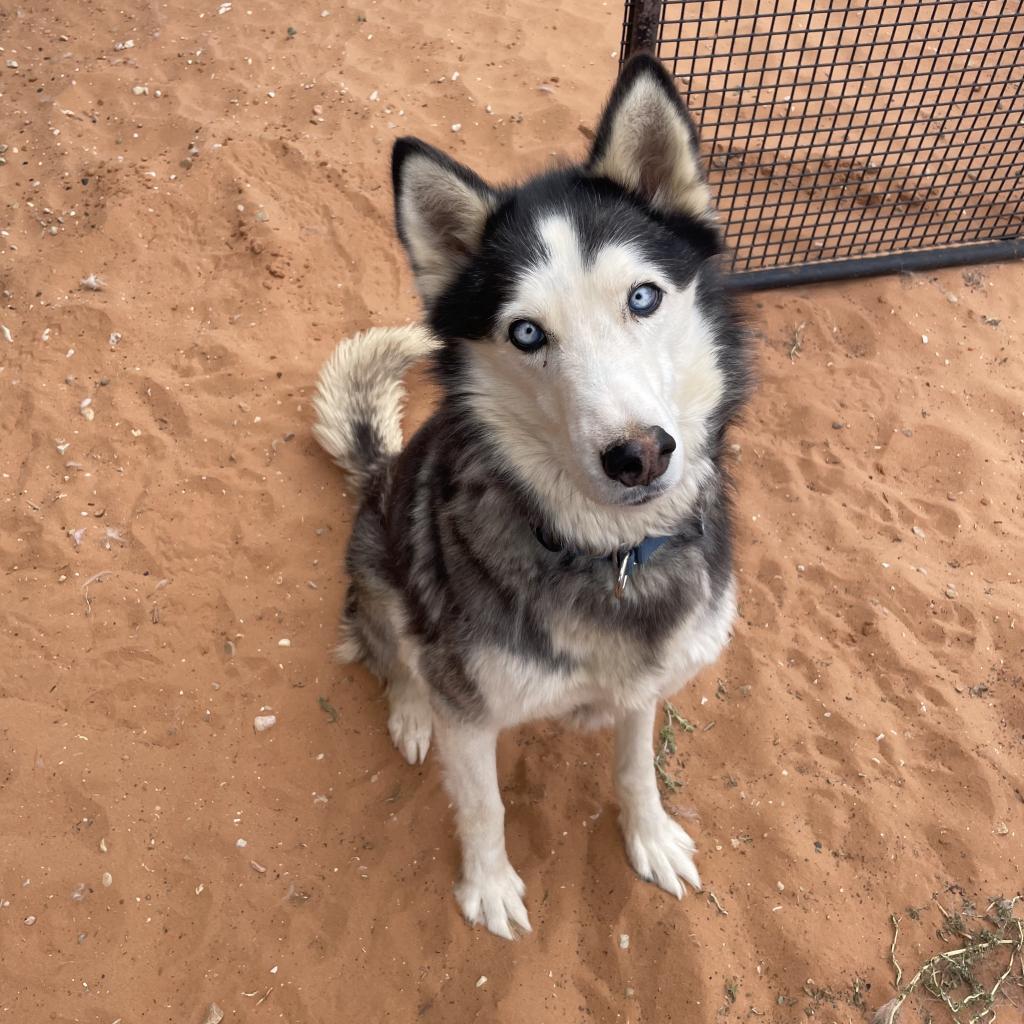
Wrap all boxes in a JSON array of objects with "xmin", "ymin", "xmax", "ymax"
[{"xmin": 600, "ymin": 426, "xmax": 676, "ymax": 487}]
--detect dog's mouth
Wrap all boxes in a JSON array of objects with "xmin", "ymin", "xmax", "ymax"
[{"xmin": 615, "ymin": 481, "xmax": 670, "ymax": 507}]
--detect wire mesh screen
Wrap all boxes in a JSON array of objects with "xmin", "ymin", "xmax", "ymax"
[{"xmin": 621, "ymin": 0, "xmax": 1024, "ymax": 286}]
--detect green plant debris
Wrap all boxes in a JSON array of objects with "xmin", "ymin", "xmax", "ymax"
[
  {"xmin": 654, "ymin": 701, "xmax": 695, "ymax": 791},
  {"xmin": 876, "ymin": 894, "xmax": 1024, "ymax": 1024},
  {"xmin": 707, "ymin": 891, "xmax": 729, "ymax": 916},
  {"xmin": 317, "ymin": 696, "xmax": 339, "ymax": 723},
  {"xmin": 851, "ymin": 977, "xmax": 868, "ymax": 1009},
  {"xmin": 789, "ymin": 321, "xmax": 806, "ymax": 361}
]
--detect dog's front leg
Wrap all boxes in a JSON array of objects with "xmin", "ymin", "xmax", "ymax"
[
  {"xmin": 615, "ymin": 700, "xmax": 702, "ymax": 898},
  {"xmin": 435, "ymin": 716, "xmax": 530, "ymax": 939}
]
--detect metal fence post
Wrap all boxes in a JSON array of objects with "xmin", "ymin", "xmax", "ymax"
[{"xmin": 623, "ymin": 0, "xmax": 663, "ymax": 58}]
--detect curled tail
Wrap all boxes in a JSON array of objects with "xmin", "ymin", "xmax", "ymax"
[{"xmin": 312, "ymin": 324, "xmax": 441, "ymax": 490}]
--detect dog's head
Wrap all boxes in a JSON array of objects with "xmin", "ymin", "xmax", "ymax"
[{"xmin": 391, "ymin": 56, "xmax": 745, "ymax": 545}]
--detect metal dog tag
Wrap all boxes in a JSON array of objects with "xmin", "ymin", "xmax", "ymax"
[{"xmin": 614, "ymin": 551, "xmax": 631, "ymax": 599}]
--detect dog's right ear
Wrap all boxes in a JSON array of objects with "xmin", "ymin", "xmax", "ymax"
[{"xmin": 392, "ymin": 138, "xmax": 498, "ymax": 306}]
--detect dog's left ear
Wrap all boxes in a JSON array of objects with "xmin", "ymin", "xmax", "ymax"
[{"xmin": 587, "ymin": 55, "xmax": 712, "ymax": 220}]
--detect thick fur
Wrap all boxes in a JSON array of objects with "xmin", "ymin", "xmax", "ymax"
[
  {"xmin": 313, "ymin": 55, "xmax": 753, "ymax": 939},
  {"xmin": 312, "ymin": 324, "xmax": 441, "ymax": 489}
]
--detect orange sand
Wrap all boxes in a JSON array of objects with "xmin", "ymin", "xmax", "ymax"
[{"xmin": 2, "ymin": 1, "xmax": 1022, "ymax": 1021}]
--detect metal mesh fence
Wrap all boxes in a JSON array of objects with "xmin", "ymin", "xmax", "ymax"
[{"xmin": 621, "ymin": 0, "xmax": 1024, "ymax": 288}]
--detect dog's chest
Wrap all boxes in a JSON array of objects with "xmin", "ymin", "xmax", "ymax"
[{"xmin": 467, "ymin": 577, "xmax": 736, "ymax": 728}]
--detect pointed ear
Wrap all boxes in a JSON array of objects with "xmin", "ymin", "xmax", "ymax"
[
  {"xmin": 392, "ymin": 137, "xmax": 498, "ymax": 305},
  {"xmin": 587, "ymin": 55, "xmax": 712, "ymax": 220}
]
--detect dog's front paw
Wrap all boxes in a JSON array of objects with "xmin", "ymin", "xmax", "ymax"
[
  {"xmin": 455, "ymin": 860, "xmax": 531, "ymax": 940},
  {"xmin": 621, "ymin": 809, "xmax": 701, "ymax": 899}
]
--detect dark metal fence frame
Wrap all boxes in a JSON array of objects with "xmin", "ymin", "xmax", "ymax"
[{"xmin": 622, "ymin": 0, "xmax": 1024, "ymax": 291}]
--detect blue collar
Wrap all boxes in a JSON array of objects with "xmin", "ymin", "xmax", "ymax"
[{"xmin": 533, "ymin": 510, "xmax": 705, "ymax": 598}]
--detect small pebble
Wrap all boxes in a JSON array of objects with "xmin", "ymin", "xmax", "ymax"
[
  {"xmin": 912, "ymin": 526, "xmax": 925, "ymax": 538},
  {"xmin": 250, "ymin": 860, "xmax": 267, "ymax": 874},
  {"xmin": 102, "ymin": 872, "xmax": 113, "ymax": 887},
  {"xmin": 451, "ymin": 123, "xmax": 462, "ymax": 133},
  {"xmin": 475, "ymin": 976, "xmax": 487, "ymax": 988},
  {"xmin": 277, "ymin": 638, "xmax": 291, "ymax": 647},
  {"xmin": 24, "ymin": 915, "xmax": 36, "ymax": 925},
  {"xmin": 80, "ymin": 274, "xmax": 104, "ymax": 291},
  {"xmin": 776, "ymin": 881, "xmax": 785, "ymax": 892},
  {"xmin": 2, "ymin": 325, "xmax": 13, "ymax": 344},
  {"xmin": 945, "ymin": 585, "xmax": 957, "ymax": 599},
  {"xmin": 254, "ymin": 714, "xmax": 277, "ymax": 732},
  {"xmin": 132, "ymin": 85, "xmax": 148, "ymax": 96},
  {"xmin": 201, "ymin": 1005, "xmax": 225, "ymax": 1024},
  {"xmin": 100, "ymin": 837, "xmax": 109, "ymax": 852},
  {"xmin": 236, "ymin": 838, "xmax": 248, "ymax": 848},
  {"xmin": 619, "ymin": 933, "xmax": 630, "ymax": 949}
]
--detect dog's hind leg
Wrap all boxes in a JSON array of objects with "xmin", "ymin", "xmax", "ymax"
[
  {"xmin": 614, "ymin": 699, "xmax": 701, "ymax": 898},
  {"xmin": 435, "ymin": 716, "xmax": 531, "ymax": 940},
  {"xmin": 347, "ymin": 577, "xmax": 433, "ymax": 765},
  {"xmin": 384, "ymin": 664, "xmax": 433, "ymax": 766}
]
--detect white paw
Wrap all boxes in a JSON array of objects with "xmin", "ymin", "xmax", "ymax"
[
  {"xmin": 455, "ymin": 860, "xmax": 531, "ymax": 940},
  {"xmin": 622, "ymin": 809, "xmax": 701, "ymax": 898},
  {"xmin": 387, "ymin": 698, "xmax": 432, "ymax": 765}
]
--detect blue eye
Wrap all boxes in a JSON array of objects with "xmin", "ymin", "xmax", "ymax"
[
  {"xmin": 628, "ymin": 283, "xmax": 662, "ymax": 316},
  {"xmin": 509, "ymin": 319, "xmax": 547, "ymax": 352}
]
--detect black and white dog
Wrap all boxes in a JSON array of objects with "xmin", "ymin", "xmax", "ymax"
[{"xmin": 313, "ymin": 55, "xmax": 752, "ymax": 939}]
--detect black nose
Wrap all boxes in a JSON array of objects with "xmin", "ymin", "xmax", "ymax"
[{"xmin": 600, "ymin": 426, "xmax": 676, "ymax": 487}]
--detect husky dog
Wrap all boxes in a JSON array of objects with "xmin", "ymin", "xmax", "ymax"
[{"xmin": 313, "ymin": 55, "xmax": 752, "ymax": 939}]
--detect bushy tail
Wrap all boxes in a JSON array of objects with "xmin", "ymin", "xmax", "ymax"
[{"xmin": 312, "ymin": 325, "xmax": 441, "ymax": 489}]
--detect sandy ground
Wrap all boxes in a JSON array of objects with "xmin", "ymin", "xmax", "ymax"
[{"xmin": 2, "ymin": 1, "xmax": 1023, "ymax": 1022}]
